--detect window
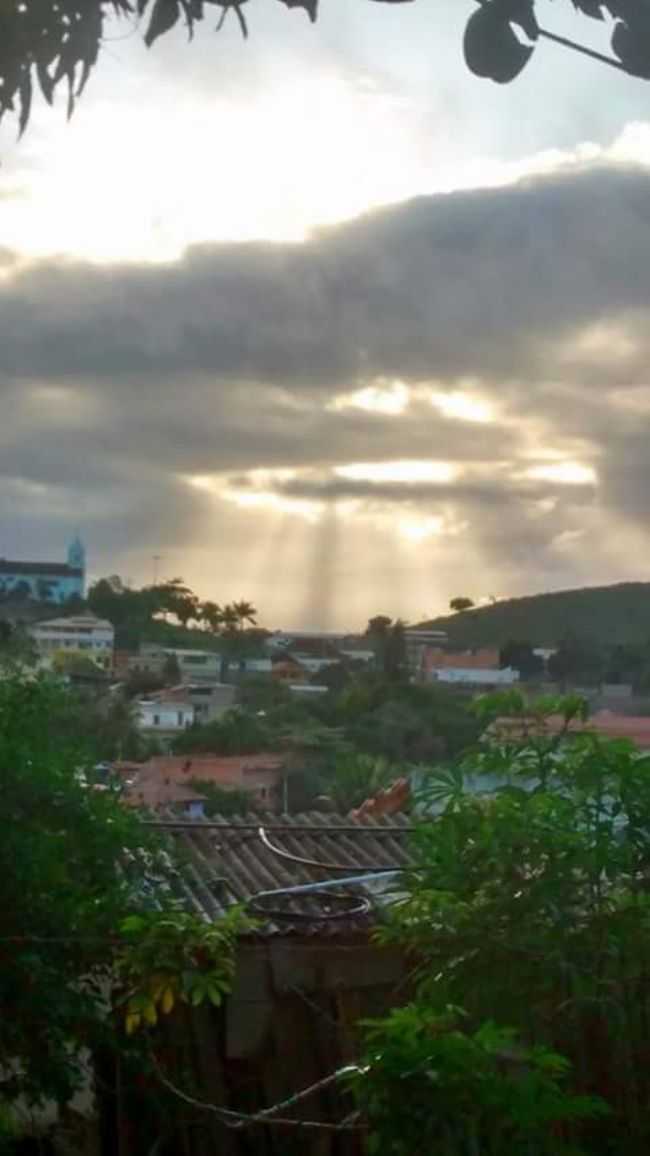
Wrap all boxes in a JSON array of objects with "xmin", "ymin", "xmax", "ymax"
[
  {"xmin": 153, "ymin": 714, "xmax": 160, "ymax": 727},
  {"xmin": 177, "ymin": 711, "xmax": 184, "ymax": 727}
]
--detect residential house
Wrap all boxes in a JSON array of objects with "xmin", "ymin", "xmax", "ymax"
[
  {"xmin": 121, "ymin": 752, "xmax": 286, "ymax": 811},
  {"xmin": 135, "ymin": 687, "xmax": 194, "ymax": 747},
  {"xmin": 127, "ymin": 643, "xmax": 167, "ymax": 678},
  {"xmin": 404, "ymin": 626, "xmax": 448, "ymax": 672},
  {"xmin": 271, "ymin": 655, "xmax": 309, "ymax": 684},
  {"xmin": 31, "ymin": 614, "xmax": 114, "ymax": 667},
  {"xmin": 183, "ymin": 681, "xmax": 237, "ymax": 723},
  {"xmin": 225, "ymin": 655, "xmax": 273, "ymax": 678},
  {"xmin": 123, "ymin": 779, "xmax": 207, "ymax": 819},
  {"xmin": 491, "ymin": 709, "xmax": 650, "ymax": 750},
  {"xmin": 0, "ymin": 536, "xmax": 85, "ymax": 603},
  {"xmin": 268, "ymin": 629, "xmax": 350, "ymax": 650},
  {"xmin": 109, "ymin": 812, "xmax": 413, "ymax": 1156},
  {"xmin": 421, "ymin": 646, "xmax": 519, "ymax": 686},
  {"xmin": 161, "ymin": 648, "xmax": 222, "ymax": 683}
]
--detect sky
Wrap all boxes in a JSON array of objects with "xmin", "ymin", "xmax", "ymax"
[{"xmin": 2, "ymin": 0, "xmax": 650, "ymax": 630}]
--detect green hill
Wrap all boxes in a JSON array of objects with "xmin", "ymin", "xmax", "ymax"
[{"xmin": 420, "ymin": 583, "xmax": 650, "ymax": 649}]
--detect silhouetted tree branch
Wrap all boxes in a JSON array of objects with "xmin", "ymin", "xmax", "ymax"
[{"xmin": 1, "ymin": 0, "xmax": 648, "ymax": 137}]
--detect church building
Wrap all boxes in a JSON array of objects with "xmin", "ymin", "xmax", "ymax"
[{"xmin": 0, "ymin": 537, "xmax": 86, "ymax": 603}]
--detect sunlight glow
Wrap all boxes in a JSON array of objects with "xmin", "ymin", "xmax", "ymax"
[
  {"xmin": 335, "ymin": 460, "xmax": 458, "ymax": 484},
  {"xmin": 183, "ymin": 472, "xmax": 322, "ymax": 523},
  {"xmin": 222, "ymin": 489, "xmax": 322, "ymax": 523},
  {"xmin": 330, "ymin": 381, "xmax": 410, "ymax": 416},
  {"xmin": 399, "ymin": 516, "xmax": 445, "ymax": 542},
  {"xmin": 429, "ymin": 391, "xmax": 493, "ymax": 424},
  {"xmin": 523, "ymin": 462, "xmax": 597, "ymax": 485}
]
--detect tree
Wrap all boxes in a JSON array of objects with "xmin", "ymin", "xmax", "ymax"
[
  {"xmin": 449, "ymin": 596, "xmax": 475, "ymax": 613},
  {"xmin": 162, "ymin": 651, "xmax": 182, "ymax": 685},
  {"xmin": 188, "ymin": 778, "xmax": 257, "ymax": 816},
  {"xmin": 0, "ymin": 672, "xmax": 251, "ymax": 1114},
  {"xmin": 366, "ymin": 615, "xmax": 408, "ymax": 680},
  {"xmin": 548, "ymin": 631, "xmax": 604, "ymax": 688},
  {"xmin": 499, "ymin": 638, "xmax": 544, "ymax": 679},
  {"xmin": 200, "ymin": 599, "xmax": 223, "ymax": 635},
  {"xmin": 0, "ymin": 673, "xmax": 151, "ymax": 1103},
  {"xmin": 2, "ymin": 1, "xmax": 648, "ymax": 139},
  {"xmin": 368, "ymin": 719, "xmax": 650, "ymax": 1152},
  {"xmin": 320, "ymin": 751, "xmax": 396, "ymax": 812},
  {"xmin": 171, "ymin": 707, "xmax": 270, "ymax": 754}
]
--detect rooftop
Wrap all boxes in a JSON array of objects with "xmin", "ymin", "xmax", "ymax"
[
  {"xmin": 0, "ymin": 560, "xmax": 83, "ymax": 578},
  {"xmin": 33, "ymin": 614, "xmax": 113, "ymax": 630},
  {"xmin": 423, "ymin": 647, "xmax": 501, "ymax": 670},
  {"xmin": 156, "ymin": 812, "xmax": 414, "ymax": 936},
  {"xmin": 491, "ymin": 709, "xmax": 650, "ymax": 749}
]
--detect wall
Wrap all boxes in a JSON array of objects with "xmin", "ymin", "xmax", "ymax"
[
  {"xmin": 430, "ymin": 666, "xmax": 519, "ymax": 685},
  {"xmin": 137, "ymin": 702, "xmax": 194, "ymax": 731}
]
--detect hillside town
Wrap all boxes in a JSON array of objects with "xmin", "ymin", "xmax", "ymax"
[{"xmin": 4, "ymin": 537, "xmax": 650, "ymax": 828}]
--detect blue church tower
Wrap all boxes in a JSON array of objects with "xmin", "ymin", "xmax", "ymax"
[
  {"xmin": 0, "ymin": 535, "xmax": 86, "ymax": 603},
  {"xmin": 67, "ymin": 535, "xmax": 86, "ymax": 597}
]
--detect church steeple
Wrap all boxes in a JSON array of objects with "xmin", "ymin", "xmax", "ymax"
[{"xmin": 67, "ymin": 534, "xmax": 86, "ymax": 574}]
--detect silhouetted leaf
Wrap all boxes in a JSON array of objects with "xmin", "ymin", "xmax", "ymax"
[
  {"xmin": 17, "ymin": 74, "xmax": 31, "ymax": 139},
  {"xmin": 277, "ymin": 0, "xmax": 318, "ymax": 22},
  {"xmin": 145, "ymin": 0, "xmax": 180, "ymax": 46},
  {"xmin": 573, "ymin": 0, "xmax": 605, "ymax": 18},
  {"xmin": 36, "ymin": 61, "xmax": 54, "ymax": 106}
]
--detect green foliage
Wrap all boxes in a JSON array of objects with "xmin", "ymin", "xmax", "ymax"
[
  {"xmin": 172, "ymin": 707, "xmax": 270, "ymax": 754},
  {"xmin": 378, "ymin": 722, "xmax": 650, "ymax": 1151},
  {"xmin": 0, "ymin": 674, "xmax": 155, "ymax": 1103},
  {"xmin": 548, "ymin": 633, "xmax": 604, "ymax": 687},
  {"xmin": 0, "ymin": 673, "xmax": 248, "ymax": 1108},
  {"xmin": 422, "ymin": 581, "xmax": 650, "ymax": 651},
  {"xmin": 116, "ymin": 906, "xmax": 253, "ymax": 1033},
  {"xmin": 353, "ymin": 1006, "xmax": 606, "ymax": 1155},
  {"xmin": 320, "ymin": 752, "xmax": 396, "ymax": 812},
  {"xmin": 88, "ymin": 574, "xmax": 260, "ymax": 655},
  {"xmin": 449, "ymin": 596, "xmax": 475, "ymax": 613},
  {"xmin": 188, "ymin": 778, "xmax": 255, "ymax": 816},
  {"xmin": 365, "ymin": 616, "xmax": 408, "ymax": 679},
  {"xmin": 500, "ymin": 638, "xmax": 544, "ymax": 679}
]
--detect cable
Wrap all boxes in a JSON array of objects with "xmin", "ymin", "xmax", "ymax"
[
  {"xmin": 150, "ymin": 1052, "xmax": 366, "ymax": 1132},
  {"xmin": 258, "ymin": 825, "xmax": 406, "ymax": 873}
]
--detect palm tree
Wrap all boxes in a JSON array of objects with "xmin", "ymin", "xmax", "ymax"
[
  {"xmin": 231, "ymin": 600, "xmax": 257, "ymax": 631},
  {"xmin": 200, "ymin": 600, "xmax": 223, "ymax": 635}
]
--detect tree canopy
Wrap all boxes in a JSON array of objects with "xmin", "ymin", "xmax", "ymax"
[{"xmin": 1, "ymin": 1, "xmax": 648, "ymax": 136}]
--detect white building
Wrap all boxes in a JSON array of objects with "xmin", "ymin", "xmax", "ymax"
[
  {"xmin": 163, "ymin": 648, "xmax": 222, "ymax": 682},
  {"xmin": 31, "ymin": 615, "xmax": 114, "ymax": 664},
  {"xmin": 428, "ymin": 666, "xmax": 519, "ymax": 686},
  {"xmin": 136, "ymin": 693, "xmax": 195, "ymax": 736},
  {"xmin": 404, "ymin": 627, "xmax": 448, "ymax": 671}
]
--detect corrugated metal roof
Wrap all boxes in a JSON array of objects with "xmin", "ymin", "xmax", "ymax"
[{"xmin": 159, "ymin": 812, "xmax": 414, "ymax": 937}]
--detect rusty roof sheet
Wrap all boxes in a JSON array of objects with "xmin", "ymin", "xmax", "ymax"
[{"xmin": 158, "ymin": 811, "xmax": 414, "ymax": 937}]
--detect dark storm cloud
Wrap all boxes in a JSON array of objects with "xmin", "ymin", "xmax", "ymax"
[
  {"xmin": 3, "ymin": 160, "xmax": 650, "ymax": 596},
  {"xmin": 3, "ymin": 163, "xmax": 650, "ymax": 389}
]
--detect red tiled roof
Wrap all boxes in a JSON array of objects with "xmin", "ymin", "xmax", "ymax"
[
  {"xmin": 491, "ymin": 710, "xmax": 650, "ymax": 750},
  {"xmin": 133, "ymin": 753, "xmax": 284, "ymax": 787},
  {"xmin": 123, "ymin": 781, "xmax": 207, "ymax": 809},
  {"xmin": 423, "ymin": 647, "xmax": 501, "ymax": 671},
  {"xmin": 350, "ymin": 778, "xmax": 411, "ymax": 820}
]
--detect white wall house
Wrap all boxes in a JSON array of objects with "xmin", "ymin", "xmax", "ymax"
[
  {"xmin": 136, "ymin": 698, "xmax": 195, "ymax": 734},
  {"xmin": 428, "ymin": 666, "xmax": 519, "ymax": 686},
  {"xmin": 163, "ymin": 649, "xmax": 222, "ymax": 682},
  {"xmin": 31, "ymin": 615, "xmax": 114, "ymax": 663}
]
